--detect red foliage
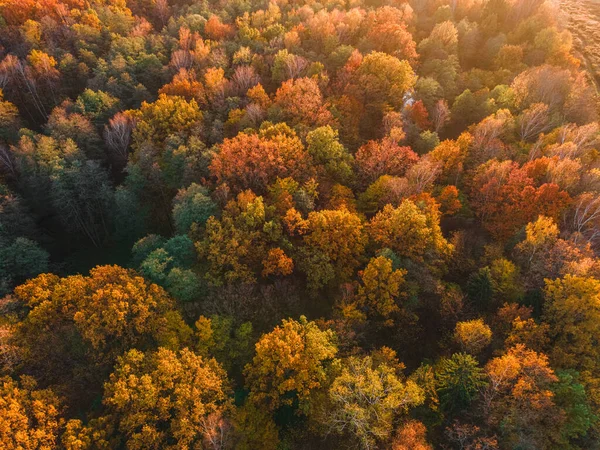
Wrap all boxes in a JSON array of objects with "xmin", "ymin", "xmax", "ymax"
[
  {"xmin": 210, "ymin": 131, "xmax": 314, "ymax": 193},
  {"xmin": 437, "ymin": 185, "xmax": 462, "ymax": 216},
  {"xmin": 355, "ymin": 138, "xmax": 419, "ymax": 186},
  {"xmin": 0, "ymin": 0, "xmax": 84, "ymax": 25},
  {"xmin": 204, "ymin": 15, "xmax": 235, "ymax": 41},
  {"xmin": 406, "ymin": 100, "xmax": 432, "ymax": 130},
  {"xmin": 470, "ymin": 161, "xmax": 571, "ymax": 239},
  {"xmin": 274, "ymin": 77, "xmax": 334, "ymax": 129}
]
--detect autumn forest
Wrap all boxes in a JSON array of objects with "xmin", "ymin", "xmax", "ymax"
[{"xmin": 0, "ymin": 0, "xmax": 599, "ymax": 448}]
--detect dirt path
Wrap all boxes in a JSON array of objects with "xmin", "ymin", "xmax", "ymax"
[{"xmin": 560, "ymin": 0, "xmax": 600, "ymax": 89}]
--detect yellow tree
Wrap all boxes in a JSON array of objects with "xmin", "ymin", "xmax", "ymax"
[
  {"xmin": 16, "ymin": 265, "xmax": 190, "ymax": 363},
  {"xmin": 0, "ymin": 375, "xmax": 63, "ymax": 449},
  {"xmin": 314, "ymin": 348, "xmax": 424, "ymax": 449},
  {"xmin": 368, "ymin": 199, "xmax": 453, "ymax": 269},
  {"xmin": 352, "ymin": 256, "xmax": 408, "ymax": 325},
  {"xmin": 100, "ymin": 347, "xmax": 231, "ymax": 450},
  {"xmin": 453, "ymin": 319, "xmax": 492, "ymax": 355},
  {"xmin": 131, "ymin": 94, "xmax": 203, "ymax": 150},
  {"xmin": 300, "ymin": 208, "xmax": 367, "ymax": 290},
  {"xmin": 544, "ymin": 275, "xmax": 600, "ymax": 372},
  {"xmin": 13, "ymin": 266, "xmax": 191, "ymax": 408},
  {"xmin": 543, "ymin": 275, "xmax": 600, "ymax": 409},
  {"xmin": 244, "ymin": 316, "xmax": 338, "ymax": 411},
  {"xmin": 199, "ymin": 190, "xmax": 281, "ymax": 286}
]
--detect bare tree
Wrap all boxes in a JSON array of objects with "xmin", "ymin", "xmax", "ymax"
[
  {"xmin": 518, "ymin": 103, "xmax": 550, "ymax": 141},
  {"xmin": 571, "ymin": 193, "xmax": 600, "ymax": 247},
  {"xmin": 432, "ymin": 99, "xmax": 450, "ymax": 133},
  {"xmin": 407, "ymin": 157, "xmax": 441, "ymax": 193},
  {"xmin": 231, "ymin": 65, "xmax": 260, "ymax": 96},
  {"xmin": 104, "ymin": 112, "xmax": 134, "ymax": 164},
  {"xmin": 170, "ymin": 49, "xmax": 193, "ymax": 71},
  {"xmin": 0, "ymin": 144, "xmax": 17, "ymax": 178}
]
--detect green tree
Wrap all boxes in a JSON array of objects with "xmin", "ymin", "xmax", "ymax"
[
  {"xmin": 172, "ymin": 183, "xmax": 217, "ymax": 234},
  {"xmin": 306, "ymin": 126, "xmax": 353, "ymax": 184},
  {"xmin": 436, "ymin": 353, "xmax": 487, "ymax": 414}
]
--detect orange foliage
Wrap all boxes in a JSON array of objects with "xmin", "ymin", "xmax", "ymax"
[
  {"xmin": 210, "ymin": 129, "xmax": 313, "ymax": 193},
  {"xmin": 470, "ymin": 161, "xmax": 571, "ymax": 239},
  {"xmin": 274, "ymin": 77, "xmax": 334, "ymax": 129},
  {"xmin": 262, "ymin": 248, "xmax": 294, "ymax": 277},
  {"xmin": 204, "ymin": 15, "xmax": 235, "ymax": 41},
  {"xmin": 437, "ymin": 185, "xmax": 462, "ymax": 215},
  {"xmin": 159, "ymin": 69, "xmax": 207, "ymax": 106},
  {"xmin": 355, "ymin": 138, "xmax": 419, "ymax": 186}
]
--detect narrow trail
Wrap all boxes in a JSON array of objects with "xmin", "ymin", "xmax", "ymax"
[{"xmin": 560, "ymin": 0, "xmax": 600, "ymax": 90}]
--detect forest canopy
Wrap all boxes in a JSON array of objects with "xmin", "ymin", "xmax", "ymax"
[{"xmin": 1, "ymin": 0, "xmax": 600, "ymax": 449}]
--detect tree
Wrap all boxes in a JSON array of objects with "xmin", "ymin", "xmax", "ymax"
[
  {"xmin": 428, "ymin": 133, "xmax": 471, "ymax": 185},
  {"xmin": 74, "ymin": 89, "xmax": 120, "ymax": 127},
  {"xmin": 103, "ymin": 112, "xmax": 135, "ymax": 164},
  {"xmin": 368, "ymin": 199, "xmax": 453, "ymax": 270},
  {"xmin": 0, "ymin": 237, "xmax": 49, "ymax": 293},
  {"xmin": 204, "ymin": 15, "xmax": 235, "ymax": 41},
  {"xmin": 172, "ymin": 183, "xmax": 217, "ymax": 234},
  {"xmin": 261, "ymin": 247, "xmax": 294, "ymax": 277},
  {"xmin": 0, "ymin": 376, "xmax": 63, "ymax": 449},
  {"xmin": 483, "ymin": 345, "xmax": 565, "ymax": 449},
  {"xmin": 363, "ymin": 7, "xmax": 418, "ymax": 63},
  {"xmin": 353, "ymin": 256, "xmax": 408, "ymax": 324},
  {"xmin": 351, "ymin": 52, "xmax": 416, "ymax": 110},
  {"xmin": 199, "ymin": 191, "xmax": 275, "ymax": 286},
  {"xmin": 244, "ymin": 316, "xmax": 338, "ymax": 411},
  {"xmin": 13, "ymin": 266, "xmax": 191, "ymax": 408},
  {"xmin": 195, "ymin": 315, "xmax": 253, "ymax": 376},
  {"xmin": 431, "ymin": 99, "xmax": 450, "ymax": 133},
  {"xmin": 210, "ymin": 125, "xmax": 313, "ymax": 194},
  {"xmin": 159, "ymin": 69, "xmax": 207, "ymax": 105},
  {"xmin": 453, "ymin": 319, "xmax": 492, "ymax": 355},
  {"xmin": 50, "ymin": 158, "xmax": 115, "ymax": 247},
  {"xmin": 511, "ymin": 65, "xmax": 572, "ymax": 111},
  {"xmin": 514, "ymin": 215, "xmax": 560, "ymax": 266},
  {"xmin": 315, "ymin": 349, "xmax": 424, "ymax": 449},
  {"xmin": 437, "ymin": 185, "xmax": 462, "ymax": 216},
  {"xmin": 272, "ymin": 77, "xmax": 334, "ymax": 130},
  {"xmin": 306, "ymin": 126, "xmax": 353, "ymax": 184},
  {"xmin": 134, "ymin": 235, "xmax": 200, "ymax": 302},
  {"xmin": 436, "ymin": 353, "xmax": 487, "ymax": 414},
  {"xmin": 552, "ymin": 370, "xmax": 597, "ymax": 444},
  {"xmin": 131, "ymin": 94, "xmax": 203, "ymax": 150},
  {"xmin": 392, "ymin": 421, "xmax": 433, "ymax": 450},
  {"xmin": 355, "ymin": 138, "xmax": 419, "ymax": 187},
  {"xmin": 231, "ymin": 403, "xmax": 279, "ymax": 450},
  {"xmin": 517, "ymin": 103, "xmax": 552, "ymax": 141},
  {"xmin": 543, "ymin": 276, "xmax": 600, "ymax": 379},
  {"xmin": 0, "ymin": 89, "xmax": 21, "ymax": 142},
  {"xmin": 300, "ymin": 208, "xmax": 367, "ymax": 290},
  {"xmin": 570, "ymin": 192, "xmax": 600, "ymax": 249},
  {"xmin": 100, "ymin": 347, "xmax": 231, "ymax": 450},
  {"xmin": 271, "ymin": 50, "xmax": 309, "ymax": 83},
  {"xmin": 450, "ymin": 89, "xmax": 495, "ymax": 129},
  {"xmin": 470, "ymin": 160, "xmax": 571, "ymax": 240}
]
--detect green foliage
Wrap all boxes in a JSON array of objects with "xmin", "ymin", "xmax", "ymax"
[
  {"xmin": 0, "ymin": 1, "xmax": 598, "ymax": 448},
  {"xmin": 172, "ymin": 183, "xmax": 217, "ymax": 234},
  {"xmin": 306, "ymin": 126, "xmax": 353, "ymax": 183},
  {"xmin": 436, "ymin": 353, "xmax": 487, "ymax": 414}
]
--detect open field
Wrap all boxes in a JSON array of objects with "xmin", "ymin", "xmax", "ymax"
[{"xmin": 561, "ymin": 0, "xmax": 600, "ymax": 88}]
